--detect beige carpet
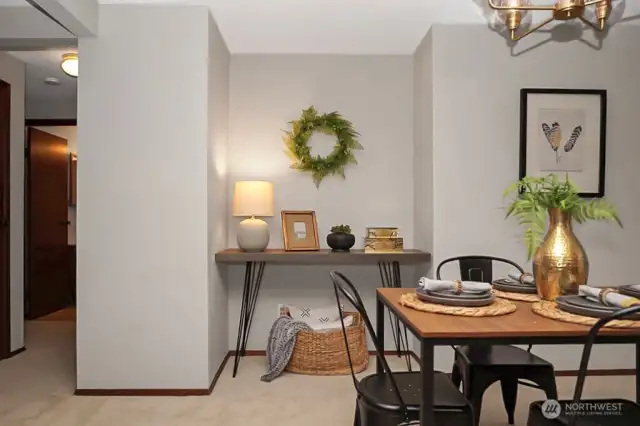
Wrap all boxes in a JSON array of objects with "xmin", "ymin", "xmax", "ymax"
[
  {"xmin": 0, "ymin": 321, "xmax": 635, "ymax": 426},
  {"xmin": 34, "ymin": 308, "xmax": 76, "ymax": 322}
]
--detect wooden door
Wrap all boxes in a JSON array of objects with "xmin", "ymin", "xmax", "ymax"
[
  {"xmin": 0, "ymin": 81, "xmax": 10, "ymax": 359},
  {"xmin": 25, "ymin": 128, "xmax": 71, "ymax": 319}
]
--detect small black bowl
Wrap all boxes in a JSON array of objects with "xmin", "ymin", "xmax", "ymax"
[{"xmin": 327, "ymin": 232, "xmax": 355, "ymax": 252}]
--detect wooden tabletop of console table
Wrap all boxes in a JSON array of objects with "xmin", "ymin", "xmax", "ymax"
[
  {"xmin": 215, "ymin": 249, "xmax": 431, "ymax": 265},
  {"xmin": 377, "ymin": 288, "xmax": 640, "ymax": 339}
]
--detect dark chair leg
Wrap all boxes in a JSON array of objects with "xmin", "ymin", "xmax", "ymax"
[
  {"xmin": 451, "ymin": 361, "xmax": 462, "ymax": 390},
  {"xmin": 535, "ymin": 369, "xmax": 559, "ymax": 400},
  {"xmin": 470, "ymin": 386, "xmax": 485, "ymax": 426},
  {"xmin": 353, "ymin": 402, "xmax": 360, "ymax": 426},
  {"xmin": 467, "ymin": 373, "xmax": 498, "ymax": 426},
  {"xmin": 500, "ymin": 377, "xmax": 518, "ymax": 425}
]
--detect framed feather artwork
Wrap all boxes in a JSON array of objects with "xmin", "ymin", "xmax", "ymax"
[{"xmin": 519, "ymin": 89, "xmax": 607, "ymax": 198}]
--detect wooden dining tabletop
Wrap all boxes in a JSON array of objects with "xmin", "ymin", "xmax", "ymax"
[{"xmin": 377, "ymin": 288, "xmax": 640, "ymax": 340}]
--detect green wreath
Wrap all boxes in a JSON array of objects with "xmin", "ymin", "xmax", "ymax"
[{"xmin": 283, "ymin": 106, "xmax": 363, "ymax": 188}]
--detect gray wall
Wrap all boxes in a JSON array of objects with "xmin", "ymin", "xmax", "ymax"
[
  {"xmin": 207, "ymin": 13, "xmax": 230, "ymax": 383},
  {"xmin": 77, "ymin": 5, "xmax": 216, "ymax": 389},
  {"xmin": 412, "ymin": 29, "xmax": 436, "ymax": 358},
  {"xmin": 0, "ymin": 52, "xmax": 25, "ymax": 352},
  {"xmin": 227, "ymin": 54, "xmax": 415, "ymax": 350},
  {"xmin": 423, "ymin": 24, "xmax": 640, "ymax": 370}
]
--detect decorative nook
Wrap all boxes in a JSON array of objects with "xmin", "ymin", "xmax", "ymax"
[
  {"xmin": 233, "ymin": 181, "xmax": 274, "ymax": 252},
  {"xmin": 520, "ymin": 89, "xmax": 607, "ymax": 197},
  {"xmin": 215, "ymin": 249, "xmax": 431, "ymax": 377},
  {"xmin": 364, "ymin": 227, "xmax": 403, "ymax": 253},
  {"xmin": 478, "ymin": 0, "xmax": 624, "ymax": 41},
  {"xmin": 281, "ymin": 210, "xmax": 320, "ymax": 251},
  {"xmin": 503, "ymin": 174, "xmax": 621, "ymax": 300},
  {"xmin": 326, "ymin": 224, "xmax": 355, "ymax": 252},
  {"xmin": 282, "ymin": 106, "xmax": 363, "ymax": 188}
]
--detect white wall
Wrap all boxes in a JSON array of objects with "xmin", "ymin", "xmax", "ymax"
[
  {"xmin": 27, "ymin": 97, "xmax": 77, "ymax": 120},
  {"xmin": 428, "ymin": 24, "xmax": 640, "ymax": 370},
  {"xmin": 0, "ymin": 52, "xmax": 25, "ymax": 353},
  {"xmin": 76, "ymin": 5, "xmax": 213, "ymax": 390},
  {"xmin": 34, "ymin": 126, "xmax": 76, "ymax": 245},
  {"xmin": 227, "ymin": 55, "xmax": 415, "ymax": 350},
  {"xmin": 412, "ymin": 30, "xmax": 438, "ymax": 356},
  {"xmin": 207, "ymin": 14, "xmax": 230, "ymax": 382}
]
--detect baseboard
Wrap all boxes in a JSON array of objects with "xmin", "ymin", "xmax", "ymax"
[
  {"xmin": 209, "ymin": 352, "xmax": 230, "ymax": 392},
  {"xmin": 75, "ymin": 353, "xmax": 232, "ymax": 397},
  {"xmin": 74, "ymin": 388, "xmax": 212, "ymax": 396},
  {"xmin": 408, "ymin": 351, "xmax": 634, "ymax": 377},
  {"xmin": 73, "ymin": 349, "xmax": 635, "ymax": 396},
  {"xmin": 2, "ymin": 346, "xmax": 26, "ymax": 360}
]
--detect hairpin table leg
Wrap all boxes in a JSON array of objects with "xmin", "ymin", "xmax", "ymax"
[
  {"xmin": 232, "ymin": 261, "xmax": 266, "ymax": 378},
  {"xmin": 378, "ymin": 261, "xmax": 412, "ymax": 370}
]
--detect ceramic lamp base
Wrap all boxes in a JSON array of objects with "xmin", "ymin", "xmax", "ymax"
[{"xmin": 237, "ymin": 217, "xmax": 270, "ymax": 252}]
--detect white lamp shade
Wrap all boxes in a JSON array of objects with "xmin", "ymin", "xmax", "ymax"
[{"xmin": 233, "ymin": 181, "xmax": 274, "ymax": 217}]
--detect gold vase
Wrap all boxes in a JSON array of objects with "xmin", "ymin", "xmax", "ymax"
[{"xmin": 533, "ymin": 208, "xmax": 589, "ymax": 301}]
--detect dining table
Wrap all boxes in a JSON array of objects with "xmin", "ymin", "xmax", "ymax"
[{"xmin": 376, "ymin": 287, "xmax": 640, "ymax": 426}]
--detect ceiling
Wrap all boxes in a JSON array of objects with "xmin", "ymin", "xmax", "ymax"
[
  {"xmin": 4, "ymin": 0, "xmax": 640, "ymax": 118},
  {"xmin": 99, "ymin": 0, "xmax": 639, "ymax": 54},
  {"xmin": 8, "ymin": 49, "xmax": 78, "ymax": 118}
]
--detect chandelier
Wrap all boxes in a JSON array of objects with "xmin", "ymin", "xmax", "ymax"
[{"xmin": 487, "ymin": 0, "xmax": 624, "ymax": 41}]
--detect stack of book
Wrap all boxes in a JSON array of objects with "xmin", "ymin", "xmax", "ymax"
[{"xmin": 364, "ymin": 227, "xmax": 403, "ymax": 253}]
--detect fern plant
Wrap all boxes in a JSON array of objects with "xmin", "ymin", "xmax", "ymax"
[{"xmin": 503, "ymin": 174, "xmax": 622, "ymax": 260}]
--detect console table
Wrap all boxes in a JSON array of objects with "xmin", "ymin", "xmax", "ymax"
[{"xmin": 215, "ymin": 249, "xmax": 431, "ymax": 377}]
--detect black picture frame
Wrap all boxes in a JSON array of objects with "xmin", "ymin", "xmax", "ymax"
[{"xmin": 519, "ymin": 88, "xmax": 607, "ymax": 198}]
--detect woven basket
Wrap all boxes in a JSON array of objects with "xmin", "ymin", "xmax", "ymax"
[{"xmin": 286, "ymin": 312, "xmax": 369, "ymax": 376}]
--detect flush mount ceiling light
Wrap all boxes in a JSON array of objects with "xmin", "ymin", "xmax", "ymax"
[
  {"xmin": 485, "ymin": 0, "xmax": 625, "ymax": 41},
  {"xmin": 60, "ymin": 53, "xmax": 78, "ymax": 78}
]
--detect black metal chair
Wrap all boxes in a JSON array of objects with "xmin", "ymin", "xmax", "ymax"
[
  {"xmin": 527, "ymin": 304, "xmax": 640, "ymax": 426},
  {"xmin": 437, "ymin": 255, "xmax": 558, "ymax": 425},
  {"xmin": 329, "ymin": 271, "xmax": 474, "ymax": 426}
]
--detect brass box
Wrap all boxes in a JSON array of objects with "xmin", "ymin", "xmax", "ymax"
[
  {"xmin": 366, "ymin": 227, "xmax": 399, "ymax": 239},
  {"xmin": 364, "ymin": 237, "xmax": 403, "ymax": 253}
]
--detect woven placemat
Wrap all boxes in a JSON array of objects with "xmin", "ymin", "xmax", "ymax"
[
  {"xmin": 532, "ymin": 301, "xmax": 640, "ymax": 328},
  {"xmin": 493, "ymin": 289, "xmax": 540, "ymax": 303},
  {"xmin": 400, "ymin": 292, "xmax": 517, "ymax": 317}
]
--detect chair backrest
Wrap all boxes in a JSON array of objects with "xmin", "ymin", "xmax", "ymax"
[
  {"xmin": 569, "ymin": 304, "xmax": 640, "ymax": 426},
  {"xmin": 329, "ymin": 270, "xmax": 409, "ymax": 416},
  {"xmin": 436, "ymin": 255, "xmax": 525, "ymax": 283}
]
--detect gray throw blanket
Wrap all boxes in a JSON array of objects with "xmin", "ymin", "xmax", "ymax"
[{"xmin": 261, "ymin": 315, "xmax": 311, "ymax": 382}]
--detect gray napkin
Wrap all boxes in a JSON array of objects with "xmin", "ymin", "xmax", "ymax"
[
  {"xmin": 578, "ymin": 285, "xmax": 640, "ymax": 308},
  {"xmin": 506, "ymin": 269, "xmax": 535, "ymax": 286},
  {"xmin": 418, "ymin": 278, "xmax": 491, "ymax": 293}
]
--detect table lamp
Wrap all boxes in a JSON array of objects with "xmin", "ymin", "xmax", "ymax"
[{"xmin": 233, "ymin": 181, "xmax": 274, "ymax": 252}]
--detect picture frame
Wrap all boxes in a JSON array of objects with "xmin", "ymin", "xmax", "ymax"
[
  {"xmin": 519, "ymin": 88, "xmax": 607, "ymax": 198},
  {"xmin": 281, "ymin": 210, "xmax": 320, "ymax": 251},
  {"xmin": 69, "ymin": 153, "xmax": 77, "ymax": 206}
]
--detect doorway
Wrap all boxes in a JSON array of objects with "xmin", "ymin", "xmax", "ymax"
[
  {"xmin": 24, "ymin": 124, "xmax": 75, "ymax": 320},
  {"xmin": 0, "ymin": 81, "xmax": 10, "ymax": 360}
]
